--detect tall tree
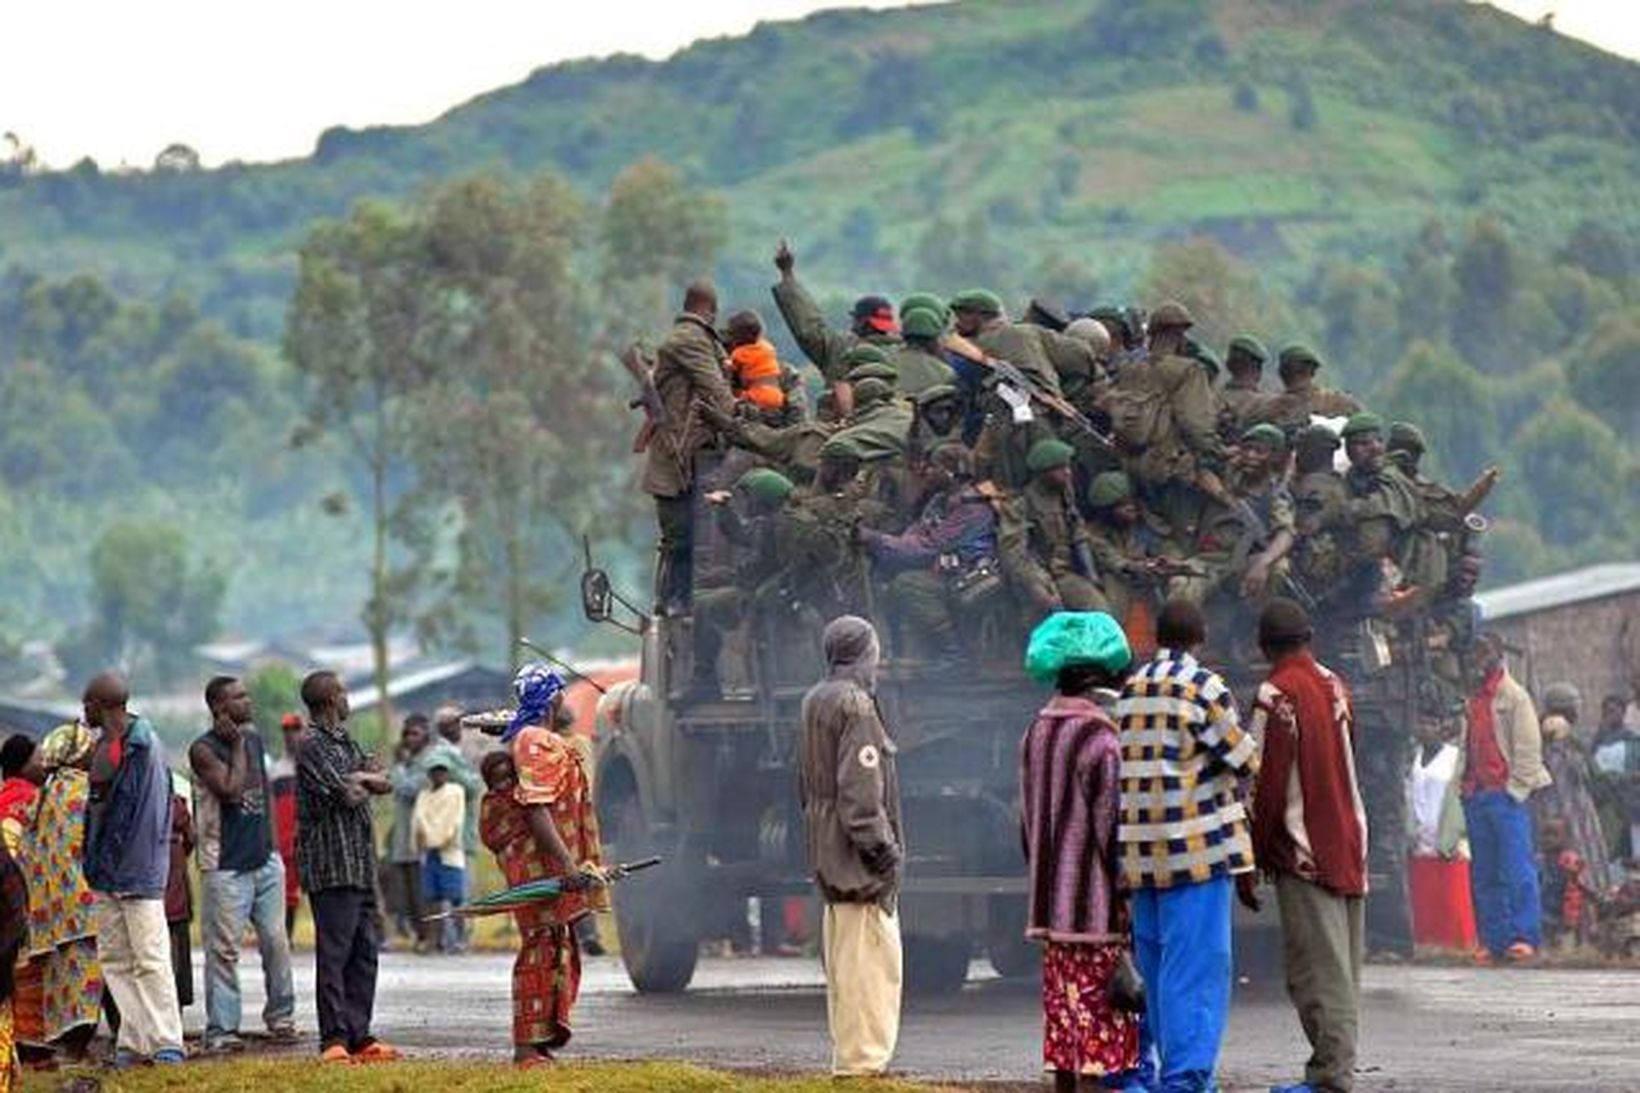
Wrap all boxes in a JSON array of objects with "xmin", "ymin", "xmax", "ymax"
[
  {"xmin": 599, "ymin": 158, "xmax": 726, "ymax": 344},
  {"xmin": 284, "ymin": 201, "xmax": 443, "ymax": 720},
  {"xmin": 1139, "ymin": 237, "xmax": 1288, "ymax": 356},
  {"xmin": 413, "ymin": 174, "xmax": 618, "ymax": 664},
  {"xmin": 76, "ymin": 520, "xmax": 225, "ymax": 685}
]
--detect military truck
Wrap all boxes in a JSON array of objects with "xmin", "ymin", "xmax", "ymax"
[{"xmin": 580, "ymin": 523, "xmax": 1049, "ymax": 995}]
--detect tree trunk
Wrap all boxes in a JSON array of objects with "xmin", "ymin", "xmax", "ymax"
[{"xmin": 368, "ymin": 442, "xmax": 394, "ymax": 741}]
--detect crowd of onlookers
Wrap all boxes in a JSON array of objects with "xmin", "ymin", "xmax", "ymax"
[
  {"xmin": 0, "ymin": 669, "xmax": 567, "ymax": 1080},
  {"xmin": 798, "ymin": 599, "xmax": 1640, "ymax": 1092}
]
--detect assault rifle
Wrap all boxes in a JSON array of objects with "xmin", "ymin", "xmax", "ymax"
[{"xmin": 941, "ymin": 332, "xmax": 1116, "ymax": 452}]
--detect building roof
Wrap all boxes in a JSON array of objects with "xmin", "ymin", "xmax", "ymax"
[
  {"xmin": 348, "ymin": 661, "xmax": 511, "ymax": 713},
  {"xmin": 1476, "ymin": 563, "xmax": 1640, "ymax": 622}
]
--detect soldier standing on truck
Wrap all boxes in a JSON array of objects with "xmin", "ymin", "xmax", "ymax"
[
  {"xmin": 798, "ymin": 616, "xmax": 904, "ymax": 1078},
  {"xmin": 642, "ymin": 280, "xmax": 740, "ymax": 616}
]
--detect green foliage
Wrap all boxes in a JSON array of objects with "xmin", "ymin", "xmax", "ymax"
[
  {"xmin": 1564, "ymin": 308, "xmax": 1640, "ymax": 438},
  {"xmin": 1378, "ymin": 341, "xmax": 1498, "ymax": 477},
  {"xmin": 69, "ymin": 519, "xmax": 226, "ymax": 686},
  {"xmin": 1508, "ymin": 399, "xmax": 1632, "ymax": 548},
  {"xmin": 2, "ymin": 0, "xmax": 1640, "ymax": 668},
  {"xmin": 246, "ymin": 664, "xmax": 301, "ymax": 748}
]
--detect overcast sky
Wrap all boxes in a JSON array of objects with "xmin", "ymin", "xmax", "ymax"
[{"xmin": 2, "ymin": 1, "xmax": 1634, "ymax": 169}]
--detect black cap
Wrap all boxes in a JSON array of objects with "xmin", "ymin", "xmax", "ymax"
[
  {"xmin": 851, "ymin": 295, "xmax": 893, "ymax": 321},
  {"xmin": 1258, "ymin": 597, "xmax": 1313, "ymax": 646}
]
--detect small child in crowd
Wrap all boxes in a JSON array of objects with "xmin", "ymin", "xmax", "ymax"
[
  {"xmin": 723, "ymin": 310, "xmax": 787, "ymax": 413},
  {"xmin": 412, "ymin": 761, "xmax": 468, "ymax": 953}
]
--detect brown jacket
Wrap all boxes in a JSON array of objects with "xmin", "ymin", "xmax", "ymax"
[
  {"xmin": 798, "ymin": 617, "xmax": 904, "ymax": 908},
  {"xmin": 1485, "ymin": 669, "xmax": 1552, "ymax": 803},
  {"xmin": 640, "ymin": 313, "xmax": 738, "ymax": 498}
]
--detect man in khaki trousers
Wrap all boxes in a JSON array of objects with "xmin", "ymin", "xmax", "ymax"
[{"xmin": 798, "ymin": 616, "xmax": 904, "ymax": 1076}]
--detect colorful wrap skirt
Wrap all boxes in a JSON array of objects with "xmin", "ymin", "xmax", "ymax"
[{"xmin": 1041, "ymin": 940, "xmax": 1139, "ymax": 1077}]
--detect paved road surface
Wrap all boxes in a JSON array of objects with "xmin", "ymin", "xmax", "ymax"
[{"xmin": 216, "ymin": 951, "xmax": 1637, "ymax": 1091}]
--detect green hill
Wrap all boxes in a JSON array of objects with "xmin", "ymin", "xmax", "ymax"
[
  {"xmin": 3, "ymin": 0, "xmax": 1637, "ymax": 333},
  {"xmin": 1, "ymin": 0, "xmax": 1637, "ymax": 674}
]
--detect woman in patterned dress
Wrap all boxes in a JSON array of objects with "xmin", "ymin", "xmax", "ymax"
[
  {"xmin": 479, "ymin": 665, "xmax": 608, "ymax": 1068},
  {"xmin": 1020, "ymin": 612, "xmax": 1141, "ymax": 1091},
  {"xmin": 18, "ymin": 724, "xmax": 104, "ymax": 1062}
]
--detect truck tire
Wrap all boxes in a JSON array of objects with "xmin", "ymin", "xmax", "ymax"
[
  {"xmin": 609, "ymin": 794, "xmax": 699, "ymax": 993},
  {"xmin": 986, "ymin": 897, "xmax": 1039, "ymax": 979},
  {"xmin": 903, "ymin": 934, "xmax": 970, "ymax": 997}
]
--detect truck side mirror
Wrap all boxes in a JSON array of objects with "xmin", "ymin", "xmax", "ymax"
[{"xmin": 581, "ymin": 566, "xmax": 613, "ymax": 624}]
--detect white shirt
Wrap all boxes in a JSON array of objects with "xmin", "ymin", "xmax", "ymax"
[{"xmin": 1408, "ymin": 743, "xmax": 1459, "ymax": 858}]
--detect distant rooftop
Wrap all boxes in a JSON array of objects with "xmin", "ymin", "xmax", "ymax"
[{"xmin": 1476, "ymin": 563, "xmax": 1640, "ymax": 621}]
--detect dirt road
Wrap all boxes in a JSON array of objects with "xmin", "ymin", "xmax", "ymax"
[{"xmin": 225, "ymin": 952, "xmax": 1637, "ymax": 1091}]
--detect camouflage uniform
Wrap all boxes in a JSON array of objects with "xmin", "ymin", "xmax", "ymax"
[
  {"xmin": 999, "ymin": 440, "xmax": 1105, "ymax": 614},
  {"xmin": 643, "ymin": 312, "xmax": 739, "ymax": 611},
  {"xmin": 771, "ymin": 273, "xmax": 900, "ymax": 385}
]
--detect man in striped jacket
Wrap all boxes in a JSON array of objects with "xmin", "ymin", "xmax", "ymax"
[{"xmin": 1116, "ymin": 599, "xmax": 1261, "ymax": 1093}]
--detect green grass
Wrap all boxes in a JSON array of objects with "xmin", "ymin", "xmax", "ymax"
[{"xmin": 20, "ymin": 1059, "xmax": 946, "ymax": 1092}]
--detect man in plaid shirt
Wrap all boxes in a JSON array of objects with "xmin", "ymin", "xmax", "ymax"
[{"xmin": 1116, "ymin": 599, "xmax": 1260, "ymax": 1093}]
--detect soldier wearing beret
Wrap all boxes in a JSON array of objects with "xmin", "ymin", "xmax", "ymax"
[
  {"xmin": 894, "ymin": 306, "xmax": 958, "ymax": 396},
  {"xmin": 772, "ymin": 239, "xmax": 901, "ymax": 418},
  {"xmin": 1217, "ymin": 335, "xmax": 1272, "ymax": 441},
  {"xmin": 1253, "ymin": 344, "xmax": 1363, "ymax": 435},
  {"xmin": 1173, "ymin": 424, "xmax": 1297, "ymax": 614},
  {"xmin": 644, "ymin": 279, "xmax": 741, "ymax": 615},
  {"xmin": 1000, "ymin": 438, "xmax": 1105, "ymax": 616},
  {"xmin": 1103, "ymin": 300, "xmax": 1228, "ymax": 540}
]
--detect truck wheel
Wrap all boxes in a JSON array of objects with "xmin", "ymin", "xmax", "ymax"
[
  {"xmin": 903, "ymin": 934, "xmax": 970, "ymax": 997},
  {"xmin": 986, "ymin": 897, "xmax": 1039, "ymax": 979},
  {"xmin": 987, "ymin": 934, "xmax": 1039, "ymax": 979},
  {"xmin": 610, "ymin": 795, "xmax": 699, "ymax": 993}
]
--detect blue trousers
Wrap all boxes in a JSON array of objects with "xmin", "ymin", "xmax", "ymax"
[
  {"xmin": 1464, "ymin": 790, "xmax": 1542, "ymax": 954},
  {"xmin": 1130, "ymin": 876, "xmax": 1233, "ymax": 1093}
]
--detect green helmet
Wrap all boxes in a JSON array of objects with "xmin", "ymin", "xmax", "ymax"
[
  {"xmin": 1240, "ymin": 423, "xmax": 1287, "ymax": 449},
  {"xmin": 1148, "ymin": 300, "xmax": 1194, "ymax": 330},
  {"xmin": 900, "ymin": 305, "xmax": 947, "ymax": 341},
  {"xmin": 735, "ymin": 467, "xmax": 795, "ymax": 506},
  {"xmin": 842, "ymin": 343, "xmax": 892, "ymax": 368},
  {"xmin": 948, "ymin": 289, "xmax": 1004, "ymax": 317},
  {"xmin": 1227, "ymin": 335, "xmax": 1268, "ymax": 366},
  {"xmin": 915, "ymin": 383, "xmax": 960, "ymax": 407},
  {"xmin": 898, "ymin": 292, "xmax": 948, "ymax": 321},
  {"xmin": 851, "ymin": 377, "xmax": 894, "ymax": 407},
  {"xmin": 1086, "ymin": 471, "xmax": 1133, "ymax": 509},
  {"xmin": 844, "ymin": 360, "xmax": 898, "ymax": 384},
  {"xmin": 1025, "ymin": 437, "xmax": 1076, "ymax": 474},
  {"xmin": 1340, "ymin": 411, "xmax": 1385, "ymax": 439},
  {"xmin": 1387, "ymin": 421, "xmax": 1426, "ymax": 455},
  {"xmin": 1278, "ymin": 344, "xmax": 1322, "ymax": 372}
]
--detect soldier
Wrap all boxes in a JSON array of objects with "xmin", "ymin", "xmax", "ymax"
[
  {"xmin": 1105, "ymin": 300, "xmax": 1227, "ymax": 539},
  {"xmin": 694, "ymin": 468, "xmax": 851, "ymax": 698},
  {"xmin": 906, "ymin": 384, "xmax": 966, "ymax": 472},
  {"xmin": 894, "ymin": 306, "xmax": 958, "ymax": 395},
  {"xmin": 1288, "ymin": 424, "xmax": 1350, "ymax": 611},
  {"xmin": 860, "ymin": 443, "xmax": 1004, "ymax": 665},
  {"xmin": 1217, "ymin": 336, "xmax": 1271, "ymax": 441},
  {"xmin": 771, "ymin": 239, "xmax": 899, "ymax": 417},
  {"xmin": 1001, "ymin": 438, "xmax": 1105, "ymax": 615},
  {"xmin": 1386, "ymin": 421, "xmax": 1501, "ymax": 592},
  {"xmin": 1332, "ymin": 411, "xmax": 1420, "ymax": 959},
  {"xmin": 1173, "ymin": 423, "xmax": 1296, "ymax": 609},
  {"xmin": 951, "ymin": 289, "xmax": 1068, "ymax": 490},
  {"xmin": 1084, "ymin": 471, "xmax": 1190, "ymax": 645},
  {"xmin": 1257, "ymin": 345, "xmax": 1362, "ymax": 435},
  {"xmin": 643, "ymin": 280, "xmax": 739, "ymax": 615},
  {"xmin": 1340, "ymin": 412, "xmax": 1421, "ymax": 593}
]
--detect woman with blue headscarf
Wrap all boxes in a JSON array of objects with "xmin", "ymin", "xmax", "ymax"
[{"xmin": 482, "ymin": 664, "xmax": 608, "ymax": 1067}]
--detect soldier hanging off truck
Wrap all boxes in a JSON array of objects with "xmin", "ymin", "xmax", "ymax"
[{"xmin": 586, "ymin": 239, "xmax": 1499, "ymax": 993}]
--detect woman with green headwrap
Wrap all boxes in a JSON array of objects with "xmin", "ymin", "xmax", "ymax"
[
  {"xmin": 19, "ymin": 723, "xmax": 104, "ymax": 1062},
  {"xmin": 1020, "ymin": 611, "xmax": 1141, "ymax": 1091}
]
